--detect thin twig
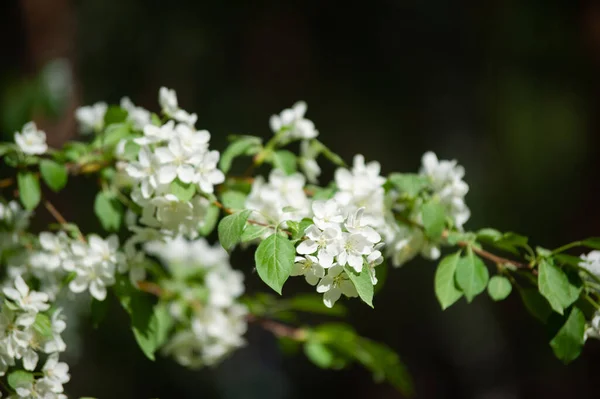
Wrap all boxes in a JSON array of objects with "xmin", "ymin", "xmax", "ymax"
[
  {"xmin": 246, "ymin": 314, "xmax": 307, "ymax": 341},
  {"xmin": 43, "ymin": 200, "xmax": 86, "ymax": 242}
]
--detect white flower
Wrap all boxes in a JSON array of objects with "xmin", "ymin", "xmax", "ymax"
[
  {"xmin": 42, "ymin": 353, "xmax": 70, "ymax": 393},
  {"xmin": 366, "ymin": 243, "xmax": 384, "ymax": 285},
  {"xmin": 3, "ymin": 275, "xmax": 50, "ymax": 313},
  {"xmin": 312, "ymin": 200, "xmax": 344, "ymax": 230},
  {"xmin": 420, "ymin": 151, "xmax": 470, "ymax": 230},
  {"xmin": 336, "ymin": 232, "xmax": 372, "ymax": 272},
  {"xmin": 14, "ymin": 122, "xmax": 47, "ymax": 155},
  {"xmin": 291, "ymin": 255, "xmax": 325, "ymax": 285},
  {"xmin": 580, "ymin": 251, "xmax": 600, "ymax": 276},
  {"xmin": 125, "ymin": 147, "xmax": 176, "ymax": 199},
  {"xmin": 195, "ymin": 150, "xmax": 225, "ymax": 194},
  {"xmin": 206, "ymin": 269, "xmax": 245, "ymax": 308},
  {"xmin": 155, "ymin": 137, "xmax": 199, "ymax": 184},
  {"xmin": 43, "ymin": 308, "xmax": 67, "ymax": 353},
  {"xmin": 37, "ymin": 232, "xmax": 69, "ymax": 271},
  {"xmin": 75, "ymin": 102, "xmax": 107, "ymax": 134},
  {"xmin": 316, "ymin": 265, "xmax": 358, "ymax": 308},
  {"xmin": 299, "ymin": 140, "xmax": 321, "ymax": 183},
  {"xmin": 269, "ymin": 101, "xmax": 318, "ymax": 140},
  {"xmin": 120, "ymin": 97, "xmax": 151, "ymax": 130},
  {"xmin": 68, "ymin": 238, "xmax": 117, "ymax": 301},
  {"xmin": 296, "ymin": 225, "xmax": 342, "ymax": 268},
  {"xmin": 159, "ymin": 87, "xmax": 197, "ymax": 126},
  {"xmin": 585, "ymin": 311, "xmax": 600, "ymax": 341}
]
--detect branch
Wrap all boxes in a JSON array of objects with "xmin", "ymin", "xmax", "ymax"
[
  {"xmin": 246, "ymin": 314, "xmax": 307, "ymax": 341},
  {"xmin": 43, "ymin": 200, "xmax": 86, "ymax": 242}
]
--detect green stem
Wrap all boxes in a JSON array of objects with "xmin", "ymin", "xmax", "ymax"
[{"xmin": 551, "ymin": 241, "xmax": 583, "ymax": 255}]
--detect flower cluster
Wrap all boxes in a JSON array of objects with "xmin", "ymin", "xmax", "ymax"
[
  {"xmin": 120, "ymin": 88, "xmax": 223, "ymax": 238},
  {"xmin": 0, "ymin": 276, "xmax": 69, "ymax": 398},
  {"xmin": 420, "ymin": 152, "xmax": 470, "ymax": 230},
  {"xmin": 145, "ymin": 237, "xmax": 248, "ymax": 367},
  {"xmin": 295, "ymin": 200, "xmax": 383, "ymax": 307},
  {"xmin": 245, "ymin": 169, "xmax": 310, "ymax": 227},
  {"xmin": 14, "ymin": 122, "xmax": 47, "ymax": 155},
  {"xmin": 75, "ymin": 102, "xmax": 107, "ymax": 134},
  {"xmin": 269, "ymin": 101, "xmax": 318, "ymax": 140}
]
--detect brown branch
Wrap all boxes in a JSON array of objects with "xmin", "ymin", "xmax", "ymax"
[
  {"xmin": 43, "ymin": 200, "xmax": 86, "ymax": 242},
  {"xmin": 246, "ymin": 314, "xmax": 307, "ymax": 341}
]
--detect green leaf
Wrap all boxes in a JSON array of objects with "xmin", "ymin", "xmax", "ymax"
[
  {"xmin": 220, "ymin": 190, "xmax": 247, "ymax": 211},
  {"xmin": 254, "ymin": 233, "xmax": 295, "ymax": 294},
  {"xmin": 421, "ymin": 199, "xmax": 446, "ymax": 239},
  {"xmin": 153, "ymin": 302, "xmax": 174, "ymax": 349},
  {"xmin": 39, "ymin": 159, "xmax": 68, "ymax": 192},
  {"xmin": 308, "ymin": 183, "xmax": 337, "ymax": 200},
  {"xmin": 434, "ymin": 251, "xmax": 463, "ymax": 310},
  {"xmin": 218, "ymin": 210, "xmax": 251, "ymax": 251},
  {"xmin": 170, "ymin": 179, "xmax": 196, "ymax": 202},
  {"xmin": 550, "ymin": 307, "xmax": 586, "ymax": 364},
  {"xmin": 288, "ymin": 218, "xmax": 313, "ymax": 241},
  {"xmin": 344, "ymin": 266, "xmax": 374, "ymax": 308},
  {"xmin": 241, "ymin": 224, "xmax": 270, "ymax": 242},
  {"xmin": 388, "ymin": 173, "xmax": 429, "ymax": 197},
  {"xmin": 272, "ymin": 150, "xmax": 297, "ymax": 174},
  {"xmin": 17, "ymin": 172, "xmax": 41, "ymax": 210},
  {"xmin": 91, "ymin": 297, "xmax": 109, "ymax": 328},
  {"xmin": 104, "ymin": 105, "xmax": 128, "ymax": 125},
  {"xmin": 455, "ymin": 247, "xmax": 489, "ymax": 302},
  {"xmin": 304, "ymin": 341, "xmax": 335, "ymax": 368},
  {"xmin": 538, "ymin": 259, "xmax": 580, "ymax": 315},
  {"xmin": 487, "ymin": 275, "xmax": 512, "ymax": 301},
  {"xmin": 114, "ymin": 279, "xmax": 162, "ymax": 361},
  {"xmin": 7, "ymin": 370, "xmax": 34, "ymax": 390},
  {"xmin": 198, "ymin": 204, "xmax": 220, "ymax": 236},
  {"xmin": 94, "ymin": 191, "xmax": 123, "ymax": 232},
  {"xmin": 476, "ymin": 228, "xmax": 503, "ymax": 241},
  {"xmin": 99, "ymin": 123, "xmax": 131, "ymax": 148},
  {"xmin": 287, "ymin": 294, "xmax": 347, "ymax": 316},
  {"xmin": 518, "ymin": 287, "xmax": 553, "ymax": 323},
  {"xmin": 219, "ymin": 136, "xmax": 262, "ymax": 173},
  {"xmin": 32, "ymin": 313, "xmax": 53, "ymax": 339},
  {"xmin": 582, "ymin": 237, "xmax": 600, "ymax": 250}
]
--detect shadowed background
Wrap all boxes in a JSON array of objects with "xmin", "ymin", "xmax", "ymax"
[{"xmin": 1, "ymin": 0, "xmax": 600, "ymax": 398}]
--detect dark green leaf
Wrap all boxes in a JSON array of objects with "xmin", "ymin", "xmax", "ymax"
[
  {"xmin": 287, "ymin": 294, "xmax": 347, "ymax": 316},
  {"xmin": 218, "ymin": 210, "xmax": 251, "ymax": 251},
  {"xmin": 104, "ymin": 105, "xmax": 128, "ymax": 125},
  {"xmin": 39, "ymin": 159, "xmax": 68, "ymax": 192},
  {"xmin": 434, "ymin": 251, "xmax": 463, "ymax": 310},
  {"xmin": 17, "ymin": 172, "xmax": 41, "ymax": 210},
  {"xmin": 255, "ymin": 233, "xmax": 295, "ymax": 294},
  {"xmin": 550, "ymin": 307, "xmax": 586, "ymax": 364},
  {"xmin": 582, "ymin": 238, "xmax": 600, "ymax": 250},
  {"xmin": 519, "ymin": 287, "xmax": 553, "ymax": 323}
]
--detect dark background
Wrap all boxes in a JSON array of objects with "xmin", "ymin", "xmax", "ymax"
[{"xmin": 2, "ymin": 0, "xmax": 600, "ymax": 398}]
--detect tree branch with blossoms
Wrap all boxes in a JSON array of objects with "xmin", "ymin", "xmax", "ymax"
[{"xmin": 0, "ymin": 87, "xmax": 599, "ymax": 398}]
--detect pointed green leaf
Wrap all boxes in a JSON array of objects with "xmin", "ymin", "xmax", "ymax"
[
  {"xmin": 94, "ymin": 191, "xmax": 123, "ymax": 232},
  {"xmin": 538, "ymin": 259, "xmax": 579, "ymax": 315},
  {"xmin": 518, "ymin": 287, "xmax": 553, "ymax": 323},
  {"xmin": 272, "ymin": 150, "xmax": 297, "ymax": 174},
  {"xmin": 254, "ymin": 233, "xmax": 295, "ymax": 294},
  {"xmin": 219, "ymin": 136, "xmax": 262, "ymax": 173},
  {"xmin": 241, "ymin": 224, "xmax": 270, "ymax": 242},
  {"xmin": 550, "ymin": 307, "xmax": 586, "ymax": 364},
  {"xmin": 218, "ymin": 210, "xmax": 251, "ymax": 251},
  {"xmin": 344, "ymin": 266, "xmax": 374, "ymax": 308},
  {"xmin": 40, "ymin": 159, "xmax": 68, "ymax": 192},
  {"xmin": 197, "ymin": 204, "xmax": 220, "ymax": 236},
  {"xmin": 455, "ymin": 248, "xmax": 489, "ymax": 302},
  {"xmin": 17, "ymin": 172, "xmax": 41, "ymax": 210},
  {"xmin": 434, "ymin": 251, "xmax": 463, "ymax": 310}
]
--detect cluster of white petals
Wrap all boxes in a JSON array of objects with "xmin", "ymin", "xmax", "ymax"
[
  {"xmin": 0, "ymin": 276, "xmax": 70, "ymax": 398},
  {"xmin": 120, "ymin": 97, "xmax": 152, "ymax": 130},
  {"xmin": 159, "ymin": 87, "xmax": 198, "ymax": 126},
  {"xmin": 119, "ymin": 88, "xmax": 224, "ymax": 238},
  {"xmin": 420, "ymin": 152, "xmax": 470, "ymax": 230},
  {"xmin": 295, "ymin": 200, "xmax": 383, "ymax": 307},
  {"xmin": 14, "ymin": 122, "xmax": 47, "ymax": 155},
  {"xmin": 145, "ymin": 237, "xmax": 248, "ymax": 367},
  {"xmin": 269, "ymin": 101, "xmax": 318, "ymax": 140},
  {"xmin": 245, "ymin": 169, "xmax": 310, "ymax": 227},
  {"xmin": 75, "ymin": 102, "xmax": 107, "ymax": 134}
]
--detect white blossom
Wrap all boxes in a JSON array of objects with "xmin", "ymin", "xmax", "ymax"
[
  {"xmin": 159, "ymin": 87, "xmax": 197, "ymax": 126},
  {"xmin": 3, "ymin": 276, "xmax": 49, "ymax": 314},
  {"xmin": 14, "ymin": 122, "xmax": 47, "ymax": 155},
  {"xmin": 580, "ymin": 250, "xmax": 600, "ymax": 277},
  {"xmin": 75, "ymin": 102, "xmax": 107, "ymax": 134},
  {"xmin": 291, "ymin": 255, "xmax": 325, "ymax": 285},
  {"xmin": 120, "ymin": 97, "xmax": 151, "ymax": 130},
  {"xmin": 316, "ymin": 265, "xmax": 358, "ymax": 308},
  {"xmin": 269, "ymin": 101, "xmax": 318, "ymax": 140}
]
